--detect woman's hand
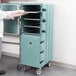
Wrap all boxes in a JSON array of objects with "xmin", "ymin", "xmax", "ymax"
[
  {"xmin": 11, "ymin": 10, "xmax": 28, "ymax": 17},
  {"xmin": 17, "ymin": 10, "xmax": 28, "ymax": 15}
]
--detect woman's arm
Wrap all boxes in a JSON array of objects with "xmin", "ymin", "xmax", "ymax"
[{"xmin": 0, "ymin": 10, "xmax": 28, "ymax": 19}]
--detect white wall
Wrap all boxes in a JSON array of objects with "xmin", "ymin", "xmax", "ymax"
[
  {"xmin": 51, "ymin": 0, "xmax": 76, "ymax": 65},
  {"xmin": 3, "ymin": 0, "xmax": 76, "ymax": 65}
]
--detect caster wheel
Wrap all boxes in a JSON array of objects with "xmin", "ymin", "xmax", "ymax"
[
  {"xmin": 23, "ymin": 66, "xmax": 30, "ymax": 72},
  {"xmin": 36, "ymin": 69, "xmax": 41, "ymax": 75},
  {"xmin": 17, "ymin": 64, "xmax": 22, "ymax": 71},
  {"xmin": 47, "ymin": 62, "xmax": 51, "ymax": 67}
]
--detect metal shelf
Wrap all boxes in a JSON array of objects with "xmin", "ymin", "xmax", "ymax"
[
  {"xmin": 25, "ymin": 11, "xmax": 41, "ymax": 13},
  {"xmin": 23, "ymin": 25, "xmax": 40, "ymax": 28},
  {"xmin": 23, "ymin": 18, "xmax": 40, "ymax": 21}
]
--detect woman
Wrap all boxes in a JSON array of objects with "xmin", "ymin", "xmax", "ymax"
[{"xmin": 0, "ymin": 10, "xmax": 28, "ymax": 75}]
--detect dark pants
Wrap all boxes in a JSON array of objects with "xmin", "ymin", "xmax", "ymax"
[
  {"xmin": 0, "ymin": 38, "xmax": 6, "ymax": 75},
  {"xmin": 0, "ymin": 38, "xmax": 2, "ymax": 58}
]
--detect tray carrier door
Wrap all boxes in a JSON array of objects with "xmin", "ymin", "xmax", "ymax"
[{"xmin": 21, "ymin": 34, "xmax": 41, "ymax": 68}]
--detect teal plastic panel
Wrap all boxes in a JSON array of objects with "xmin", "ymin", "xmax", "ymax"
[
  {"xmin": 21, "ymin": 34, "xmax": 42, "ymax": 68},
  {"xmin": 0, "ymin": 3, "xmax": 1, "ymax": 9},
  {"xmin": 40, "ymin": 4, "xmax": 47, "ymax": 66},
  {"xmin": 1, "ymin": 4, "xmax": 19, "ymax": 35},
  {"xmin": 48, "ymin": 5, "xmax": 54, "ymax": 60},
  {"xmin": 46, "ymin": 5, "xmax": 54, "ymax": 61}
]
